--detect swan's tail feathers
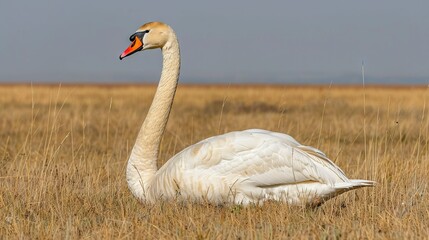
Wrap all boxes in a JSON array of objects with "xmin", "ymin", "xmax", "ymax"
[{"xmin": 334, "ymin": 179, "xmax": 376, "ymax": 190}]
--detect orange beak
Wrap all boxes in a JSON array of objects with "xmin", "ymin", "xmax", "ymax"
[{"xmin": 119, "ymin": 37, "xmax": 143, "ymax": 60}]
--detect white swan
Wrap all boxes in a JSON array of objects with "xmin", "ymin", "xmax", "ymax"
[{"xmin": 119, "ymin": 22, "xmax": 375, "ymax": 206}]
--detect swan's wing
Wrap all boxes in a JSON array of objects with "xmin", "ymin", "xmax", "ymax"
[
  {"xmin": 296, "ymin": 145, "xmax": 347, "ymax": 176},
  {"xmin": 169, "ymin": 129, "xmax": 349, "ymax": 188},
  {"xmin": 247, "ymin": 129, "xmax": 349, "ymax": 181}
]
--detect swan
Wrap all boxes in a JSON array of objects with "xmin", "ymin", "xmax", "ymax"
[{"xmin": 119, "ymin": 21, "xmax": 375, "ymax": 206}]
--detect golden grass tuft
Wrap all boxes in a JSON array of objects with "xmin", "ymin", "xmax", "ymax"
[{"xmin": 1, "ymin": 84, "xmax": 429, "ymax": 238}]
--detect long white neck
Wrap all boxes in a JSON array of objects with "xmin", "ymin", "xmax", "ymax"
[{"xmin": 126, "ymin": 31, "xmax": 180, "ymax": 201}]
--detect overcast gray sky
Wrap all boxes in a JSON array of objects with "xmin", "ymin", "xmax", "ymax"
[{"xmin": 1, "ymin": 0, "xmax": 428, "ymax": 84}]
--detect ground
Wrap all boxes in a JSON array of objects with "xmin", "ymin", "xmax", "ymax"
[{"xmin": 1, "ymin": 84, "xmax": 428, "ymax": 239}]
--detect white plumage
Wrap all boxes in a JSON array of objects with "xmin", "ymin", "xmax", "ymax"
[{"xmin": 119, "ymin": 22, "xmax": 375, "ymax": 206}]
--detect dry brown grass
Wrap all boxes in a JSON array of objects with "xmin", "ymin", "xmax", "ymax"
[{"xmin": 1, "ymin": 84, "xmax": 429, "ymax": 239}]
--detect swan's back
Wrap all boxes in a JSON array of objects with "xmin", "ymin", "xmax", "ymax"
[{"xmin": 148, "ymin": 129, "xmax": 375, "ymax": 205}]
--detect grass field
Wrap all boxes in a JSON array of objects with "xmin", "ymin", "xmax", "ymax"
[{"xmin": 1, "ymin": 84, "xmax": 428, "ymax": 239}]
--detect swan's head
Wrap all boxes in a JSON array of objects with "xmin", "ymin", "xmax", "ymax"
[{"xmin": 119, "ymin": 22, "xmax": 173, "ymax": 60}]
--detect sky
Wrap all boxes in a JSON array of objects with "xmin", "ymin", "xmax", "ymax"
[{"xmin": 0, "ymin": 0, "xmax": 428, "ymax": 84}]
